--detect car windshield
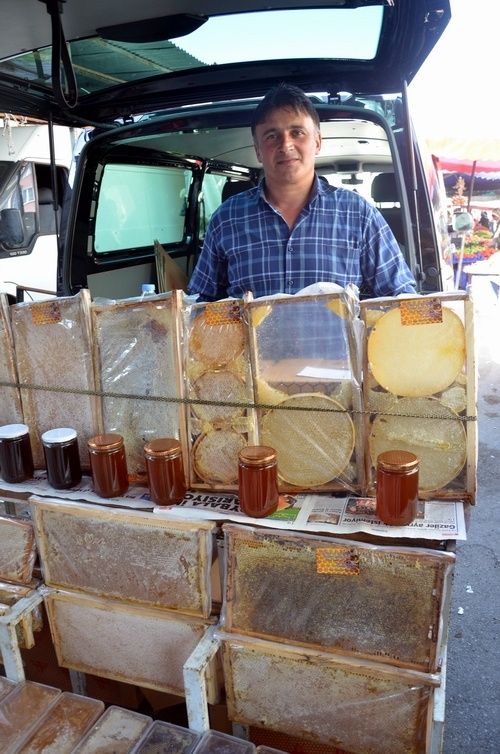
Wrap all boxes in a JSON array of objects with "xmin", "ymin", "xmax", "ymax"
[{"xmin": 0, "ymin": 7, "xmax": 383, "ymax": 97}]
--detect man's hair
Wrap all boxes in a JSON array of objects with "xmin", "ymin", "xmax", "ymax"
[{"xmin": 251, "ymin": 83, "xmax": 320, "ymax": 137}]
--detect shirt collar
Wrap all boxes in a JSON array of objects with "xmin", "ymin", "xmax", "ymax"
[{"xmin": 258, "ymin": 173, "xmax": 324, "ymax": 205}]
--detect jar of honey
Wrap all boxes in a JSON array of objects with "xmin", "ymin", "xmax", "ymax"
[
  {"xmin": 42, "ymin": 427, "xmax": 82, "ymax": 489},
  {"xmin": 376, "ymin": 450, "xmax": 419, "ymax": 526},
  {"xmin": 87, "ymin": 433, "xmax": 129, "ymax": 498},
  {"xmin": 238, "ymin": 445, "xmax": 279, "ymax": 518},
  {"xmin": 0, "ymin": 423, "xmax": 34, "ymax": 483},
  {"xmin": 144, "ymin": 438, "xmax": 186, "ymax": 506}
]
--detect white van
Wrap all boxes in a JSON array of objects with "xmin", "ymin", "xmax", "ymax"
[
  {"xmin": 0, "ymin": 0, "xmax": 462, "ymax": 300},
  {"xmin": 0, "ymin": 118, "xmax": 80, "ymax": 300}
]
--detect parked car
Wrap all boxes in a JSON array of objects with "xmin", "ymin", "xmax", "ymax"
[{"xmin": 0, "ymin": 0, "xmax": 457, "ymax": 300}]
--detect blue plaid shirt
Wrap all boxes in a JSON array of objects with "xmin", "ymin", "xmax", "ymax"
[{"xmin": 188, "ymin": 176, "xmax": 416, "ymax": 300}]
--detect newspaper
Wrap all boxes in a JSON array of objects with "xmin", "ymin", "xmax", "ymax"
[
  {"xmin": 0, "ymin": 471, "xmax": 153, "ymax": 510},
  {"xmin": 155, "ymin": 491, "xmax": 467, "ymax": 540},
  {"xmin": 0, "ymin": 473, "xmax": 466, "ymax": 539}
]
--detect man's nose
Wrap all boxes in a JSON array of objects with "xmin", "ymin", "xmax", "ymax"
[{"xmin": 278, "ymin": 131, "xmax": 294, "ymax": 150}]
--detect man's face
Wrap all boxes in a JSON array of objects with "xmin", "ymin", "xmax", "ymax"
[{"xmin": 253, "ymin": 106, "xmax": 321, "ymax": 185}]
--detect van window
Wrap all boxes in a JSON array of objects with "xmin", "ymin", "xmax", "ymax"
[
  {"xmin": 94, "ymin": 163, "xmax": 191, "ymax": 253},
  {"xmin": 198, "ymin": 172, "xmax": 227, "ymax": 237},
  {"xmin": 0, "ymin": 162, "xmax": 36, "ymax": 250}
]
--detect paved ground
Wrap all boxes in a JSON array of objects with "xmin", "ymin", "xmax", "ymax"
[{"xmin": 443, "ymin": 278, "xmax": 500, "ymax": 753}]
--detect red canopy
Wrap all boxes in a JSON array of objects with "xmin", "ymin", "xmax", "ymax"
[{"xmin": 434, "ymin": 156, "xmax": 500, "ymax": 174}]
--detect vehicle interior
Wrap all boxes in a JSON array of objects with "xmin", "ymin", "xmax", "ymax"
[{"xmin": 63, "ymin": 97, "xmax": 447, "ymax": 300}]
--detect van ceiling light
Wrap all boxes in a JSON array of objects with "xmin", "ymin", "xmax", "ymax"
[{"xmin": 97, "ymin": 14, "xmax": 208, "ymax": 44}]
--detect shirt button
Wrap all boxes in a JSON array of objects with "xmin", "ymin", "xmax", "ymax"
[{"xmin": 288, "ymin": 280, "xmax": 294, "ymax": 287}]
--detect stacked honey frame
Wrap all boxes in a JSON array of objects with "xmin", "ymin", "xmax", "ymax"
[
  {"xmin": 361, "ymin": 292, "xmax": 477, "ymax": 502},
  {"xmin": 216, "ymin": 522, "xmax": 455, "ymax": 753},
  {"xmin": 30, "ymin": 497, "xmax": 221, "ymax": 700}
]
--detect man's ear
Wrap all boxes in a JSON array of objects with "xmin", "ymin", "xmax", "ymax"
[
  {"xmin": 315, "ymin": 131, "xmax": 322, "ymax": 155},
  {"xmin": 253, "ymin": 140, "xmax": 263, "ymax": 164}
]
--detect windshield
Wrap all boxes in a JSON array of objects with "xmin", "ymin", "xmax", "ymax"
[{"xmin": 0, "ymin": 7, "xmax": 384, "ymax": 97}]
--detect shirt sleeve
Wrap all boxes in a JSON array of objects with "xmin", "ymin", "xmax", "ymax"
[
  {"xmin": 361, "ymin": 206, "xmax": 417, "ymax": 297},
  {"xmin": 187, "ymin": 211, "xmax": 229, "ymax": 301}
]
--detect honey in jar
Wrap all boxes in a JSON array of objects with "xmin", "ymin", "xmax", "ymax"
[
  {"xmin": 87, "ymin": 433, "xmax": 129, "ymax": 498},
  {"xmin": 144, "ymin": 438, "xmax": 186, "ymax": 506},
  {"xmin": 238, "ymin": 445, "xmax": 279, "ymax": 518},
  {"xmin": 42, "ymin": 427, "xmax": 82, "ymax": 489},
  {"xmin": 376, "ymin": 450, "xmax": 419, "ymax": 526},
  {"xmin": 0, "ymin": 423, "xmax": 34, "ymax": 483}
]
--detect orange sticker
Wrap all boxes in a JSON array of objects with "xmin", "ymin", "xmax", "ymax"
[
  {"xmin": 204, "ymin": 301, "xmax": 241, "ymax": 327},
  {"xmin": 30, "ymin": 302, "xmax": 62, "ymax": 326},
  {"xmin": 316, "ymin": 547, "xmax": 360, "ymax": 576},
  {"xmin": 399, "ymin": 298, "xmax": 443, "ymax": 326}
]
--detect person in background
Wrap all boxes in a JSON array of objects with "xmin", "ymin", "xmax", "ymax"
[{"xmin": 188, "ymin": 83, "xmax": 416, "ymax": 301}]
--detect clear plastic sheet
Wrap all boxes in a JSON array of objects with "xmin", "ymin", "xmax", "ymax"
[
  {"xmin": 18, "ymin": 690, "xmax": 104, "ymax": 754},
  {"xmin": 245, "ymin": 288, "xmax": 362, "ymax": 494},
  {"xmin": 183, "ymin": 299, "xmax": 254, "ymax": 490},
  {"xmin": 72, "ymin": 705, "xmax": 152, "ymax": 754},
  {"xmin": 30, "ymin": 497, "xmax": 215, "ymax": 617},
  {"xmin": 219, "ymin": 632, "xmax": 437, "ymax": 754},
  {"xmin": 44, "ymin": 590, "xmax": 219, "ymax": 697},
  {"xmin": 360, "ymin": 292, "xmax": 476, "ymax": 501},
  {"xmin": 0, "ymin": 293, "xmax": 23, "ymax": 426},
  {"xmin": 221, "ymin": 523, "xmax": 454, "ymax": 672},
  {"xmin": 131, "ymin": 719, "xmax": 200, "ymax": 754},
  {"xmin": 10, "ymin": 291, "xmax": 98, "ymax": 469},
  {"xmin": 0, "ymin": 680, "xmax": 61, "ymax": 753},
  {"xmin": 92, "ymin": 292, "xmax": 184, "ymax": 481},
  {"xmin": 0, "ymin": 514, "xmax": 36, "ymax": 584}
]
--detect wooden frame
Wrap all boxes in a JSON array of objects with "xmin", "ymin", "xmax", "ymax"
[
  {"xmin": 91, "ymin": 290, "xmax": 187, "ymax": 483},
  {"xmin": 11, "ymin": 289, "xmax": 99, "ymax": 469},
  {"xmin": 0, "ymin": 515, "xmax": 36, "ymax": 584},
  {"xmin": 360, "ymin": 291, "xmax": 477, "ymax": 502},
  {"xmin": 244, "ymin": 291, "xmax": 364, "ymax": 495},
  {"xmin": 30, "ymin": 497, "xmax": 216, "ymax": 618},
  {"xmin": 222, "ymin": 523, "xmax": 454, "ymax": 673},
  {"xmin": 44, "ymin": 589, "xmax": 220, "ymax": 699},
  {"xmin": 0, "ymin": 292, "xmax": 23, "ymax": 426}
]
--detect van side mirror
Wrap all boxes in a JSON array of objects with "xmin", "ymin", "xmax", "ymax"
[
  {"xmin": 0, "ymin": 208, "xmax": 25, "ymax": 247},
  {"xmin": 452, "ymin": 211, "xmax": 473, "ymax": 233}
]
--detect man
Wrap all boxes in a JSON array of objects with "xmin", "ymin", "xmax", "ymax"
[{"xmin": 188, "ymin": 83, "xmax": 416, "ymax": 300}]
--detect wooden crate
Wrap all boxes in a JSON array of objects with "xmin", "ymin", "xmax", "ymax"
[
  {"xmin": 44, "ymin": 590, "xmax": 220, "ymax": 699},
  {"xmin": 0, "ymin": 293, "xmax": 23, "ymax": 426},
  {"xmin": 0, "ymin": 582, "xmax": 43, "ymax": 680},
  {"xmin": 183, "ymin": 299, "xmax": 255, "ymax": 492},
  {"xmin": 220, "ymin": 633, "xmax": 439, "ymax": 754},
  {"xmin": 30, "ymin": 497, "xmax": 216, "ymax": 618},
  {"xmin": 360, "ymin": 292, "xmax": 477, "ymax": 502},
  {"xmin": 222, "ymin": 524, "xmax": 454, "ymax": 673},
  {"xmin": 245, "ymin": 291, "xmax": 364, "ymax": 495},
  {"xmin": 0, "ymin": 514, "xmax": 36, "ymax": 584},
  {"xmin": 10, "ymin": 290, "xmax": 99, "ymax": 469},
  {"xmin": 91, "ymin": 291, "xmax": 187, "ymax": 483}
]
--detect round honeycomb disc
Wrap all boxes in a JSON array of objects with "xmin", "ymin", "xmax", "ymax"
[
  {"xmin": 369, "ymin": 396, "xmax": 467, "ymax": 491},
  {"xmin": 367, "ymin": 307, "xmax": 465, "ymax": 397},
  {"xmin": 192, "ymin": 370, "xmax": 248, "ymax": 423},
  {"xmin": 192, "ymin": 430, "xmax": 246, "ymax": 484},
  {"xmin": 189, "ymin": 311, "xmax": 245, "ymax": 367},
  {"xmin": 261, "ymin": 393, "xmax": 355, "ymax": 487}
]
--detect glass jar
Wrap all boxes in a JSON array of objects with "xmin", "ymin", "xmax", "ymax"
[
  {"xmin": 0, "ymin": 423, "xmax": 34, "ymax": 483},
  {"xmin": 87, "ymin": 433, "xmax": 129, "ymax": 498},
  {"xmin": 376, "ymin": 450, "xmax": 419, "ymax": 526},
  {"xmin": 144, "ymin": 438, "xmax": 186, "ymax": 506},
  {"xmin": 42, "ymin": 427, "xmax": 82, "ymax": 490},
  {"xmin": 238, "ymin": 445, "xmax": 279, "ymax": 518}
]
